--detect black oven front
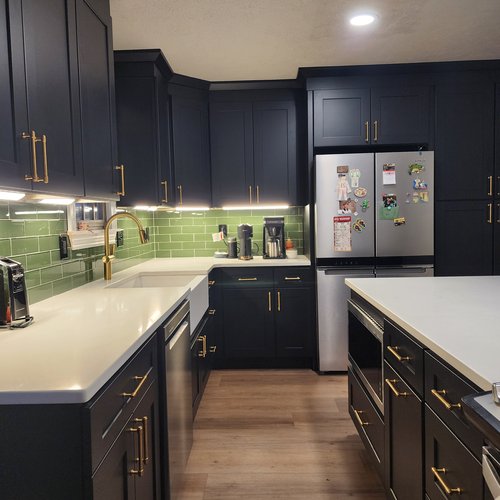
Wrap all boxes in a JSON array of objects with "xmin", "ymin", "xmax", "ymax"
[{"xmin": 348, "ymin": 298, "xmax": 384, "ymax": 414}]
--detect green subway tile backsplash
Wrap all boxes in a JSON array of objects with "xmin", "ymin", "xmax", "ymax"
[{"xmin": 0, "ymin": 201, "xmax": 304, "ymax": 305}]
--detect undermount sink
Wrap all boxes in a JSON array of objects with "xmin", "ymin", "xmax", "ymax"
[
  {"xmin": 108, "ymin": 272, "xmax": 201, "ymax": 289},
  {"xmin": 108, "ymin": 272, "xmax": 209, "ymax": 331}
]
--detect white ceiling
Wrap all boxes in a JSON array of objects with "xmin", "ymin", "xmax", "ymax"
[{"xmin": 110, "ymin": 0, "xmax": 500, "ymax": 81}]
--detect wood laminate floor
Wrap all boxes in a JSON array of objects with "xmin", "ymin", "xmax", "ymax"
[{"xmin": 180, "ymin": 369, "xmax": 385, "ymax": 500}]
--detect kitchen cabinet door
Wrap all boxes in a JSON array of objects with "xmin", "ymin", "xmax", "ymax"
[
  {"xmin": 0, "ymin": 0, "xmax": 29, "ymax": 190},
  {"xmin": 170, "ymin": 85, "xmax": 211, "ymax": 206},
  {"xmin": 371, "ymin": 86, "xmax": 431, "ymax": 145},
  {"xmin": 313, "ymin": 89, "xmax": 370, "ymax": 147},
  {"xmin": 435, "ymin": 200, "xmax": 493, "ymax": 276},
  {"xmin": 253, "ymin": 100, "xmax": 296, "ymax": 204},
  {"xmin": 76, "ymin": 0, "xmax": 117, "ymax": 200},
  {"xmin": 275, "ymin": 286, "xmax": 312, "ymax": 357},
  {"xmin": 384, "ymin": 362, "xmax": 424, "ymax": 500},
  {"xmin": 20, "ymin": 0, "xmax": 84, "ymax": 196},
  {"xmin": 222, "ymin": 287, "xmax": 275, "ymax": 358},
  {"xmin": 435, "ymin": 81, "xmax": 494, "ymax": 201},
  {"xmin": 210, "ymin": 100, "xmax": 253, "ymax": 206}
]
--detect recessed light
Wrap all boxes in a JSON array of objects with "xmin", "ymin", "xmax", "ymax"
[{"xmin": 350, "ymin": 14, "xmax": 376, "ymax": 26}]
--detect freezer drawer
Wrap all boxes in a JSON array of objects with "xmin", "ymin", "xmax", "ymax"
[
  {"xmin": 317, "ymin": 268, "xmax": 375, "ymax": 371},
  {"xmin": 376, "ymin": 266, "xmax": 434, "ymax": 278}
]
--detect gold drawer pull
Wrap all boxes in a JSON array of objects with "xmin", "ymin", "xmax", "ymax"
[
  {"xmin": 116, "ymin": 164, "xmax": 126, "ymax": 196},
  {"xmin": 385, "ymin": 378, "xmax": 411, "ymax": 397},
  {"xmin": 364, "ymin": 121, "xmax": 369, "ymax": 142},
  {"xmin": 121, "ymin": 372, "xmax": 149, "ymax": 398},
  {"xmin": 41, "ymin": 134, "xmax": 48, "ymax": 183},
  {"xmin": 354, "ymin": 409, "xmax": 369, "ymax": 427},
  {"xmin": 277, "ymin": 290, "xmax": 281, "ymax": 312},
  {"xmin": 373, "ymin": 120, "xmax": 379, "ymax": 142},
  {"xmin": 127, "ymin": 425, "xmax": 144, "ymax": 476},
  {"xmin": 268, "ymin": 291, "xmax": 272, "ymax": 312},
  {"xmin": 387, "ymin": 345, "xmax": 411, "ymax": 362},
  {"xmin": 134, "ymin": 417, "xmax": 149, "ymax": 464},
  {"xmin": 431, "ymin": 389, "xmax": 462, "ymax": 411},
  {"xmin": 488, "ymin": 175, "xmax": 493, "ymax": 196},
  {"xmin": 208, "ymin": 309, "xmax": 216, "ymax": 315},
  {"xmin": 161, "ymin": 180, "xmax": 168, "ymax": 203},
  {"xmin": 284, "ymin": 277, "xmax": 301, "ymax": 281},
  {"xmin": 238, "ymin": 277, "xmax": 257, "ymax": 281},
  {"xmin": 431, "ymin": 467, "xmax": 463, "ymax": 495},
  {"xmin": 208, "ymin": 280, "xmax": 216, "ymax": 286},
  {"xmin": 198, "ymin": 334, "xmax": 207, "ymax": 358}
]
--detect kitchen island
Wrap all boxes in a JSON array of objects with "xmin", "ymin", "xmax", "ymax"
[{"xmin": 345, "ymin": 275, "xmax": 500, "ymax": 500}]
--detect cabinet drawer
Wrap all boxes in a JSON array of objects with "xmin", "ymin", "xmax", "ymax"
[
  {"xmin": 425, "ymin": 406, "xmax": 483, "ymax": 500},
  {"xmin": 348, "ymin": 367, "xmax": 384, "ymax": 478},
  {"xmin": 273, "ymin": 267, "xmax": 314, "ymax": 286},
  {"xmin": 424, "ymin": 352, "xmax": 483, "ymax": 460},
  {"xmin": 384, "ymin": 320, "xmax": 424, "ymax": 397},
  {"xmin": 86, "ymin": 335, "xmax": 157, "ymax": 472},
  {"xmin": 220, "ymin": 267, "xmax": 273, "ymax": 286}
]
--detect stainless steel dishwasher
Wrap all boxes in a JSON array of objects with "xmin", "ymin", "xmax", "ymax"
[{"xmin": 163, "ymin": 300, "xmax": 193, "ymax": 499}]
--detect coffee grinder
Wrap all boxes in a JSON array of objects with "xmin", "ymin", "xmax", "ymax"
[
  {"xmin": 237, "ymin": 224, "xmax": 253, "ymax": 260},
  {"xmin": 263, "ymin": 217, "xmax": 286, "ymax": 259}
]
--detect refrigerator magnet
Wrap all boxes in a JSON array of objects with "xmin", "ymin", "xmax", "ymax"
[
  {"xmin": 412, "ymin": 178, "xmax": 428, "ymax": 190},
  {"xmin": 361, "ymin": 199, "xmax": 370, "ymax": 212},
  {"xmin": 354, "ymin": 187, "xmax": 367, "ymax": 198},
  {"xmin": 352, "ymin": 219, "xmax": 366, "ymax": 232},
  {"xmin": 408, "ymin": 162, "xmax": 425, "ymax": 175},
  {"xmin": 412, "ymin": 192, "xmax": 420, "ymax": 204},
  {"xmin": 382, "ymin": 163, "xmax": 397, "ymax": 185},
  {"xmin": 405, "ymin": 192, "xmax": 411, "ymax": 204},
  {"xmin": 379, "ymin": 193, "xmax": 399, "ymax": 220},
  {"xmin": 333, "ymin": 216, "xmax": 352, "ymax": 252},
  {"xmin": 337, "ymin": 174, "xmax": 351, "ymax": 201},
  {"xmin": 393, "ymin": 217, "xmax": 406, "ymax": 226},
  {"xmin": 337, "ymin": 165, "xmax": 349, "ymax": 174},
  {"xmin": 419, "ymin": 191, "xmax": 429, "ymax": 203},
  {"xmin": 349, "ymin": 168, "xmax": 361, "ymax": 188},
  {"xmin": 338, "ymin": 198, "xmax": 357, "ymax": 214}
]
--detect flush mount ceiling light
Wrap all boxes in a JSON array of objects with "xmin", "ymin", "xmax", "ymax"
[
  {"xmin": 38, "ymin": 197, "xmax": 75, "ymax": 205},
  {"xmin": 0, "ymin": 190, "xmax": 26, "ymax": 201},
  {"xmin": 349, "ymin": 14, "xmax": 376, "ymax": 26}
]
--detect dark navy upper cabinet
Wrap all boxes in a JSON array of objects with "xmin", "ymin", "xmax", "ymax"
[
  {"xmin": 114, "ymin": 50, "xmax": 175, "ymax": 207},
  {"xmin": 0, "ymin": 0, "xmax": 29, "ymax": 190},
  {"xmin": 210, "ymin": 90, "xmax": 300, "ymax": 206},
  {"xmin": 313, "ymin": 89, "xmax": 370, "ymax": 147},
  {"xmin": 170, "ymin": 83, "xmax": 212, "ymax": 207},
  {"xmin": 20, "ymin": 0, "xmax": 84, "ymax": 196},
  {"xmin": 435, "ymin": 80, "xmax": 494, "ymax": 201},
  {"xmin": 210, "ymin": 101, "xmax": 254, "ymax": 206},
  {"xmin": 313, "ymin": 85, "xmax": 432, "ymax": 147},
  {"xmin": 76, "ymin": 0, "xmax": 118, "ymax": 200}
]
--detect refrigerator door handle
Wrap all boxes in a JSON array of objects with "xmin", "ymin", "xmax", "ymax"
[{"xmin": 323, "ymin": 268, "xmax": 374, "ymax": 276}]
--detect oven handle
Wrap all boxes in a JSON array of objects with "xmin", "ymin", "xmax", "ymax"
[
  {"xmin": 483, "ymin": 446, "xmax": 500, "ymax": 499},
  {"xmin": 348, "ymin": 299, "xmax": 383, "ymax": 342}
]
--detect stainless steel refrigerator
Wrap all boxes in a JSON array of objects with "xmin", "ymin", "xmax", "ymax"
[{"xmin": 315, "ymin": 151, "xmax": 434, "ymax": 371}]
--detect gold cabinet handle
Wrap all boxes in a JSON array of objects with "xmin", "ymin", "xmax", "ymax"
[
  {"xmin": 248, "ymin": 185, "xmax": 252, "ymax": 204},
  {"xmin": 209, "ymin": 345, "xmax": 217, "ymax": 353},
  {"xmin": 256, "ymin": 185, "xmax": 260, "ymax": 203},
  {"xmin": 134, "ymin": 417, "xmax": 149, "ymax": 464},
  {"xmin": 22, "ymin": 130, "xmax": 41, "ymax": 182},
  {"xmin": 488, "ymin": 203, "xmax": 493, "ymax": 224},
  {"xmin": 198, "ymin": 334, "xmax": 207, "ymax": 358},
  {"xmin": 431, "ymin": 389, "xmax": 462, "ymax": 411},
  {"xmin": 208, "ymin": 309, "xmax": 216, "ymax": 315},
  {"xmin": 238, "ymin": 277, "xmax": 257, "ymax": 281},
  {"xmin": 364, "ymin": 121, "xmax": 369, "ymax": 143},
  {"xmin": 177, "ymin": 184, "xmax": 183, "ymax": 205},
  {"xmin": 161, "ymin": 180, "xmax": 168, "ymax": 203},
  {"xmin": 208, "ymin": 280, "xmax": 216, "ymax": 286},
  {"xmin": 41, "ymin": 134, "xmax": 48, "ymax": 183},
  {"xmin": 387, "ymin": 345, "xmax": 411, "ymax": 362},
  {"xmin": 284, "ymin": 277, "xmax": 301, "ymax": 281},
  {"xmin": 268, "ymin": 291, "xmax": 272, "ymax": 312},
  {"xmin": 385, "ymin": 378, "xmax": 411, "ymax": 397},
  {"xmin": 488, "ymin": 176, "xmax": 493, "ymax": 196},
  {"xmin": 121, "ymin": 372, "xmax": 149, "ymax": 398},
  {"xmin": 116, "ymin": 165, "xmax": 126, "ymax": 196},
  {"xmin": 431, "ymin": 467, "xmax": 463, "ymax": 495},
  {"xmin": 277, "ymin": 290, "xmax": 281, "ymax": 312},
  {"xmin": 354, "ymin": 409, "xmax": 369, "ymax": 427},
  {"xmin": 373, "ymin": 120, "xmax": 379, "ymax": 142},
  {"xmin": 127, "ymin": 425, "xmax": 144, "ymax": 476}
]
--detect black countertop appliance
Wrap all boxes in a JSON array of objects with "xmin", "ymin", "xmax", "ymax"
[
  {"xmin": 237, "ymin": 224, "xmax": 253, "ymax": 260},
  {"xmin": 0, "ymin": 257, "xmax": 30, "ymax": 325}
]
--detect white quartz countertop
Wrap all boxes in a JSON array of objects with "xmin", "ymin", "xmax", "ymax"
[
  {"xmin": 0, "ymin": 256, "xmax": 310, "ymax": 405},
  {"xmin": 345, "ymin": 276, "xmax": 500, "ymax": 391}
]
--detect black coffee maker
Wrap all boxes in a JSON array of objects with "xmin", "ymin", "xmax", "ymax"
[
  {"xmin": 263, "ymin": 217, "xmax": 285, "ymax": 259},
  {"xmin": 237, "ymin": 224, "xmax": 253, "ymax": 260}
]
